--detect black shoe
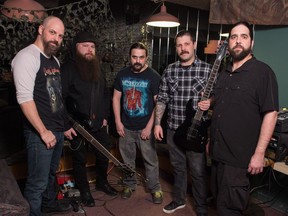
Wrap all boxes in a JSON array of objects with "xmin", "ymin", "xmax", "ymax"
[
  {"xmin": 96, "ymin": 183, "xmax": 118, "ymax": 196},
  {"xmin": 81, "ymin": 191, "xmax": 95, "ymax": 207},
  {"xmin": 163, "ymin": 201, "xmax": 186, "ymax": 214},
  {"xmin": 42, "ymin": 202, "xmax": 72, "ymax": 214}
]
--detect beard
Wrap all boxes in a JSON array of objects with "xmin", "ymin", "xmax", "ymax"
[
  {"xmin": 131, "ymin": 62, "xmax": 145, "ymax": 72},
  {"xmin": 228, "ymin": 45, "xmax": 252, "ymax": 61},
  {"xmin": 75, "ymin": 51, "xmax": 100, "ymax": 82},
  {"xmin": 43, "ymin": 40, "xmax": 61, "ymax": 56}
]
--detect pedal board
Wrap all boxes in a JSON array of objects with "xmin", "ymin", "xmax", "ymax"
[{"xmin": 67, "ymin": 188, "xmax": 80, "ymax": 198}]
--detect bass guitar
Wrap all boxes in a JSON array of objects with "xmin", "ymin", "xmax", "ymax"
[
  {"xmin": 174, "ymin": 40, "xmax": 228, "ymax": 152},
  {"xmin": 66, "ymin": 115, "xmax": 142, "ymax": 179}
]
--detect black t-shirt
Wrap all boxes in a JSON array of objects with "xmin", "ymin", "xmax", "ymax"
[
  {"xmin": 211, "ymin": 57, "xmax": 279, "ymax": 168},
  {"xmin": 114, "ymin": 67, "xmax": 161, "ymax": 130},
  {"xmin": 33, "ymin": 54, "xmax": 64, "ymax": 131}
]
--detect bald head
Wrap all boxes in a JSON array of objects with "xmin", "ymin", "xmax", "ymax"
[
  {"xmin": 42, "ymin": 16, "xmax": 64, "ymax": 29},
  {"xmin": 35, "ymin": 16, "xmax": 65, "ymax": 56}
]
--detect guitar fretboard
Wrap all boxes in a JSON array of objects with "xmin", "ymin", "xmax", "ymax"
[{"xmin": 194, "ymin": 59, "xmax": 221, "ymax": 122}]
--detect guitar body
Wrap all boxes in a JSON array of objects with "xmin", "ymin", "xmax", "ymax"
[{"xmin": 174, "ymin": 110, "xmax": 210, "ymax": 152}]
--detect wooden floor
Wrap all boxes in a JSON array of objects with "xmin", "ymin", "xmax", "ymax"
[{"xmin": 52, "ymin": 165, "xmax": 284, "ymax": 216}]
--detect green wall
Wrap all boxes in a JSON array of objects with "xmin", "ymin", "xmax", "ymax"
[{"xmin": 253, "ymin": 27, "xmax": 288, "ymax": 108}]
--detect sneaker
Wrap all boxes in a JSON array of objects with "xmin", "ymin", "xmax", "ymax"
[
  {"xmin": 152, "ymin": 191, "xmax": 163, "ymax": 204},
  {"xmin": 121, "ymin": 187, "xmax": 132, "ymax": 199},
  {"xmin": 163, "ymin": 201, "xmax": 186, "ymax": 214}
]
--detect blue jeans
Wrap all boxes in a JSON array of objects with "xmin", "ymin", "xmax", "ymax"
[
  {"xmin": 119, "ymin": 128, "xmax": 161, "ymax": 193},
  {"xmin": 23, "ymin": 129, "xmax": 64, "ymax": 216},
  {"xmin": 167, "ymin": 129, "xmax": 207, "ymax": 214}
]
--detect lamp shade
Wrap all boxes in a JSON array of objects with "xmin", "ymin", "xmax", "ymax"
[
  {"xmin": 146, "ymin": 4, "xmax": 180, "ymax": 28},
  {"xmin": 1, "ymin": 0, "xmax": 46, "ymax": 22}
]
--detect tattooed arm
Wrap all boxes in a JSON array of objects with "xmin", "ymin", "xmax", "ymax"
[{"xmin": 154, "ymin": 101, "xmax": 166, "ymax": 141}]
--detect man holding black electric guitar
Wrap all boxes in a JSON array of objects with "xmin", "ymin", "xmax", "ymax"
[{"xmin": 154, "ymin": 30, "xmax": 213, "ymax": 216}]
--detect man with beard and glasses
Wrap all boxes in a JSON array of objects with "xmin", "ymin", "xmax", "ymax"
[
  {"xmin": 61, "ymin": 31, "xmax": 118, "ymax": 207},
  {"xmin": 12, "ymin": 16, "xmax": 73, "ymax": 215},
  {"xmin": 199, "ymin": 21, "xmax": 279, "ymax": 215},
  {"xmin": 154, "ymin": 30, "xmax": 211, "ymax": 215},
  {"xmin": 112, "ymin": 42, "xmax": 163, "ymax": 203}
]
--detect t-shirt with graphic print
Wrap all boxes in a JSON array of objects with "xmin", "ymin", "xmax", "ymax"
[
  {"xmin": 114, "ymin": 66, "xmax": 161, "ymax": 131},
  {"xmin": 12, "ymin": 44, "xmax": 64, "ymax": 132}
]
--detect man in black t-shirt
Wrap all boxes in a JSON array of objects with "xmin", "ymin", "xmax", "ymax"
[{"xmin": 113, "ymin": 42, "xmax": 163, "ymax": 204}]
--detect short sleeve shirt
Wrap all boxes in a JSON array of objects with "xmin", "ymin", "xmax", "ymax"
[
  {"xmin": 211, "ymin": 57, "xmax": 279, "ymax": 168},
  {"xmin": 114, "ymin": 67, "xmax": 161, "ymax": 130}
]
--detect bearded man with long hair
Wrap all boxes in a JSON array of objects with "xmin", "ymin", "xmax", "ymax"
[{"xmin": 61, "ymin": 32, "xmax": 118, "ymax": 207}]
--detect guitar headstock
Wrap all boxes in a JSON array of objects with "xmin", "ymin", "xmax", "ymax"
[
  {"xmin": 121, "ymin": 163, "xmax": 136, "ymax": 177},
  {"xmin": 120, "ymin": 162, "xmax": 147, "ymax": 182},
  {"xmin": 216, "ymin": 40, "xmax": 228, "ymax": 61}
]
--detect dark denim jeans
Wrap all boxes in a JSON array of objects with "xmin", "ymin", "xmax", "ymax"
[
  {"xmin": 119, "ymin": 128, "xmax": 161, "ymax": 193},
  {"xmin": 167, "ymin": 129, "xmax": 208, "ymax": 214},
  {"xmin": 23, "ymin": 129, "xmax": 64, "ymax": 216}
]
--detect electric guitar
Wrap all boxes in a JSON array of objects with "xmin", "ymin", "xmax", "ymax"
[
  {"xmin": 174, "ymin": 40, "xmax": 228, "ymax": 152},
  {"xmin": 66, "ymin": 115, "xmax": 142, "ymax": 179}
]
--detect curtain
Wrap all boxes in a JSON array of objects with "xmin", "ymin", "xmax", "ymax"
[{"xmin": 209, "ymin": 0, "xmax": 288, "ymax": 25}]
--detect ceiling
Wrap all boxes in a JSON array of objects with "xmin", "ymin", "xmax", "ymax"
[{"xmin": 0, "ymin": 0, "xmax": 211, "ymax": 11}]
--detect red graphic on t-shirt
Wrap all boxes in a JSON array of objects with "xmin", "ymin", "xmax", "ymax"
[{"xmin": 126, "ymin": 87, "xmax": 142, "ymax": 110}]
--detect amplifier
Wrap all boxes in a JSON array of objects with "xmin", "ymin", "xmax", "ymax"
[
  {"xmin": 268, "ymin": 132, "xmax": 288, "ymax": 161},
  {"xmin": 269, "ymin": 132, "xmax": 288, "ymax": 148},
  {"xmin": 274, "ymin": 110, "xmax": 288, "ymax": 133}
]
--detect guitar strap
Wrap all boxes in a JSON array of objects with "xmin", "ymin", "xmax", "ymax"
[
  {"xmin": 90, "ymin": 83, "xmax": 95, "ymax": 120},
  {"xmin": 90, "ymin": 82, "xmax": 100, "ymax": 121}
]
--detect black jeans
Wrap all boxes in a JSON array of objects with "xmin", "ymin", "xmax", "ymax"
[
  {"xmin": 70, "ymin": 127, "xmax": 112, "ymax": 193},
  {"xmin": 167, "ymin": 129, "xmax": 208, "ymax": 214}
]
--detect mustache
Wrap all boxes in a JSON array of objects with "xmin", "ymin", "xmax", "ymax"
[
  {"xmin": 85, "ymin": 53, "xmax": 95, "ymax": 57},
  {"xmin": 133, "ymin": 63, "xmax": 142, "ymax": 67},
  {"xmin": 233, "ymin": 45, "xmax": 244, "ymax": 50},
  {"xmin": 180, "ymin": 51, "xmax": 189, "ymax": 55},
  {"xmin": 49, "ymin": 41, "xmax": 59, "ymax": 47}
]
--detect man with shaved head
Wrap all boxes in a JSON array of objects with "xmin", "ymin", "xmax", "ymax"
[{"xmin": 12, "ymin": 16, "xmax": 72, "ymax": 215}]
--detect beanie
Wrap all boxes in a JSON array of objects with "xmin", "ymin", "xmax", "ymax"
[{"xmin": 74, "ymin": 31, "xmax": 96, "ymax": 45}]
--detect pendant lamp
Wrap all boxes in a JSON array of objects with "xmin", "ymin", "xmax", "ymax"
[
  {"xmin": 146, "ymin": 1, "xmax": 180, "ymax": 28},
  {"xmin": 1, "ymin": 0, "xmax": 46, "ymax": 22}
]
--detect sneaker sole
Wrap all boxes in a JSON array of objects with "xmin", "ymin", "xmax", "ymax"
[{"xmin": 163, "ymin": 204, "xmax": 186, "ymax": 214}]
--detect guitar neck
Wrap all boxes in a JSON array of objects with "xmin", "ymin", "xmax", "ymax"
[
  {"xmin": 73, "ymin": 122, "xmax": 122, "ymax": 166},
  {"xmin": 194, "ymin": 59, "xmax": 221, "ymax": 122}
]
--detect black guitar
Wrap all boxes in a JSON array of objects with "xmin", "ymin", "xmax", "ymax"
[
  {"xmin": 66, "ymin": 115, "xmax": 142, "ymax": 179},
  {"xmin": 174, "ymin": 40, "xmax": 228, "ymax": 152}
]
